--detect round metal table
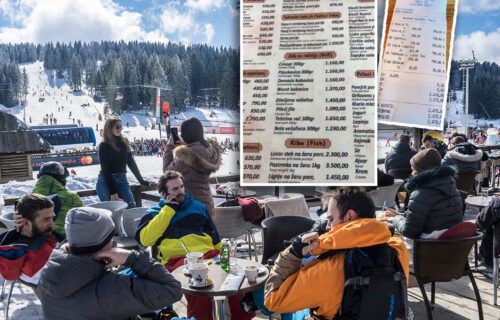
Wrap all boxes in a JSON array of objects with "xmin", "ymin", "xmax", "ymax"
[
  {"xmin": 171, "ymin": 258, "xmax": 269, "ymax": 320},
  {"xmin": 465, "ymin": 196, "xmax": 495, "ymax": 209}
]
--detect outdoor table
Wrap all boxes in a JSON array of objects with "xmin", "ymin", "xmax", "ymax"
[
  {"xmin": 171, "ymin": 258, "xmax": 269, "ymax": 320},
  {"xmin": 465, "ymin": 195, "xmax": 495, "ymax": 209},
  {"xmin": 213, "ymin": 189, "xmax": 257, "ymax": 199}
]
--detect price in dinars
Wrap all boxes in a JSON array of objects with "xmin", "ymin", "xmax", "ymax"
[
  {"xmin": 252, "ymin": 101, "xmax": 267, "ymax": 105},
  {"xmin": 258, "ymin": 46, "xmax": 273, "ymax": 50},
  {"xmin": 250, "ymin": 108, "xmax": 266, "ymax": 113},
  {"xmin": 325, "ymin": 77, "xmax": 345, "ymax": 82},
  {"xmin": 244, "ymin": 164, "xmax": 261, "ymax": 170},
  {"xmin": 326, "ymin": 174, "xmax": 350, "ymax": 180},
  {"xmin": 252, "ymin": 93, "xmax": 268, "ymax": 98},
  {"xmin": 253, "ymin": 86, "xmax": 269, "ymax": 90},
  {"xmin": 326, "ymin": 86, "xmax": 345, "ymax": 91},
  {"xmin": 326, "ymin": 151, "xmax": 348, "ymax": 157},
  {"xmin": 325, "ymin": 60, "xmax": 344, "ymax": 65},
  {"xmin": 245, "ymin": 155, "xmax": 262, "ymax": 161},
  {"xmin": 260, "ymin": 27, "xmax": 274, "ymax": 32},
  {"xmin": 325, "ymin": 116, "xmax": 346, "ymax": 121},
  {"xmin": 257, "ymin": 52, "xmax": 272, "ymax": 56},
  {"xmin": 325, "ymin": 106, "xmax": 346, "ymax": 111},
  {"xmin": 325, "ymin": 126, "xmax": 347, "ymax": 131},
  {"xmin": 246, "ymin": 116, "xmax": 266, "ymax": 121},
  {"xmin": 326, "ymin": 163, "xmax": 349, "ymax": 169},
  {"xmin": 325, "ymin": 97, "xmax": 346, "ymax": 103},
  {"xmin": 260, "ymin": 21, "xmax": 274, "ymax": 26},
  {"xmin": 243, "ymin": 174, "xmax": 260, "ymax": 180},
  {"xmin": 325, "ymin": 69, "xmax": 345, "ymax": 74}
]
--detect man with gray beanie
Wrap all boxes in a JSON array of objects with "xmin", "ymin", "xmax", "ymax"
[
  {"xmin": 38, "ymin": 207, "xmax": 183, "ymax": 320},
  {"xmin": 382, "ymin": 148, "xmax": 463, "ymax": 238}
]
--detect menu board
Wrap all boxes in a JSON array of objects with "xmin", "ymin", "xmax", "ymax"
[
  {"xmin": 241, "ymin": 0, "xmax": 377, "ymax": 185},
  {"xmin": 378, "ymin": 0, "xmax": 458, "ymax": 129}
]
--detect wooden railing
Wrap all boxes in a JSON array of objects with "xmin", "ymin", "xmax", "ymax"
[{"xmin": 3, "ymin": 174, "xmax": 239, "ymax": 207}]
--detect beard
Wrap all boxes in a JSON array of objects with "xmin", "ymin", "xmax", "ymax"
[
  {"xmin": 175, "ymin": 193, "xmax": 186, "ymax": 203},
  {"xmin": 32, "ymin": 223, "xmax": 53, "ymax": 238}
]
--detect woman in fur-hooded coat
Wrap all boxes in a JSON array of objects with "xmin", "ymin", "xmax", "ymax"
[{"xmin": 163, "ymin": 118, "xmax": 222, "ymax": 219}]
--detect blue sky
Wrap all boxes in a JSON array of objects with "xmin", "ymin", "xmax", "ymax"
[{"xmin": 0, "ymin": 0, "xmax": 239, "ymax": 48}]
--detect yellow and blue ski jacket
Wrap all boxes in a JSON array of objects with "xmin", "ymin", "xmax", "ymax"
[{"xmin": 135, "ymin": 193, "xmax": 221, "ymax": 264}]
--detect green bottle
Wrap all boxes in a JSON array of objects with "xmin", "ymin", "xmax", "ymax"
[{"xmin": 220, "ymin": 239, "xmax": 230, "ymax": 271}]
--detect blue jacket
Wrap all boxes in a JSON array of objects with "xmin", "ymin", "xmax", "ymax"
[{"xmin": 135, "ymin": 193, "xmax": 221, "ymax": 264}]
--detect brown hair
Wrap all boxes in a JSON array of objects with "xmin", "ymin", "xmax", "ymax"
[
  {"xmin": 16, "ymin": 193, "xmax": 54, "ymax": 222},
  {"xmin": 158, "ymin": 171, "xmax": 184, "ymax": 196},
  {"xmin": 450, "ymin": 136, "xmax": 465, "ymax": 146},
  {"xmin": 103, "ymin": 116, "xmax": 130, "ymax": 152},
  {"xmin": 321, "ymin": 187, "xmax": 375, "ymax": 219}
]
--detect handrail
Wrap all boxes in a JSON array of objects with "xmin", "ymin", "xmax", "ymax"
[{"xmin": 3, "ymin": 174, "xmax": 239, "ymax": 207}]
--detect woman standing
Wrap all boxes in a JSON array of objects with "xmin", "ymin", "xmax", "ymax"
[
  {"xmin": 96, "ymin": 116, "xmax": 150, "ymax": 207},
  {"xmin": 163, "ymin": 117, "xmax": 222, "ymax": 219}
]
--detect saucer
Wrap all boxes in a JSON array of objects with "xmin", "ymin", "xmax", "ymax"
[
  {"xmin": 258, "ymin": 266, "xmax": 267, "ymax": 275},
  {"xmin": 188, "ymin": 277, "xmax": 213, "ymax": 288}
]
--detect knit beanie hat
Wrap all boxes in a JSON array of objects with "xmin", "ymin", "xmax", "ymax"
[
  {"xmin": 65, "ymin": 207, "xmax": 115, "ymax": 254},
  {"xmin": 410, "ymin": 148, "xmax": 442, "ymax": 173}
]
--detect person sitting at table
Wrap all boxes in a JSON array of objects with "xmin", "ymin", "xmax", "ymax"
[
  {"xmin": 264, "ymin": 188, "xmax": 410, "ymax": 319},
  {"xmin": 136, "ymin": 170, "xmax": 254, "ymax": 320},
  {"xmin": 420, "ymin": 134, "xmax": 448, "ymax": 158},
  {"xmin": 385, "ymin": 134, "xmax": 417, "ymax": 172},
  {"xmin": 442, "ymin": 136, "xmax": 485, "ymax": 174},
  {"xmin": 383, "ymin": 149, "xmax": 463, "ymax": 239},
  {"xmin": 476, "ymin": 197, "xmax": 500, "ymax": 272},
  {"xmin": 39, "ymin": 207, "xmax": 182, "ymax": 319}
]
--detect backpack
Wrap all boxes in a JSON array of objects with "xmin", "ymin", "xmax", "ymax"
[{"xmin": 313, "ymin": 243, "xmax": 408, "ymax": 320}]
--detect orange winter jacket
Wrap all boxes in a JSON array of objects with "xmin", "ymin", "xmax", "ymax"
[{"xmin": 264, "ymin": 219, "xmax": 410, "ymax": 319}]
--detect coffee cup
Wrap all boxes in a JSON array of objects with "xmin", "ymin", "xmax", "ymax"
[
  {"xmin": 190, "ymin": 263, "xmax": 209, "ymax": 286},
  {"xmin": 244, "ymin": 265, "xmax": 259, "ymax": 283},
  {"xmin": 184, "ymin": 252, "xmax": 203, "ymax": 271}
]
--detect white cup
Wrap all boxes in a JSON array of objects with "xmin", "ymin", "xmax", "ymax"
[
  {"xmin": 244, "ymin": 265, "xmax": 259, "ymax": 283},
  {"xmin": 190, "ymin": 263, "xmax": 209, "ymax": 286},
  {"xmin": 184, "ymin": 252, "xmax": 203, "ymax": 270}
]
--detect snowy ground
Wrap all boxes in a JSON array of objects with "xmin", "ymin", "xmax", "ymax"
[{"xmin": 0, "ymin": 61, "xmax": 239, "ymax": 208}]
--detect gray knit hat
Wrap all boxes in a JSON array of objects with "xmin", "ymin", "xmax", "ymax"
[
  {"xmin": 65, "ymin": 207, "xmax": 115, "ymax": 254},
  {"xmin": 410, "ymin": 148, "xmax": 442, "ymax": 173}
]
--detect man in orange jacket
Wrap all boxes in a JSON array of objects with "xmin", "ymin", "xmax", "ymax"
[{"xmin": 264, "ymin": 188, "xmax": 410, "ymax": 319}]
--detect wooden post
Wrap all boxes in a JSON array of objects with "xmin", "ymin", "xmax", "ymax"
[{"xmin": 414, "ymin": 128, "xmax": 423, "ymax": 150}]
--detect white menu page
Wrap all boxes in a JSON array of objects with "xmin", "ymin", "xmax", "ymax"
[
  {"xmin": 378, "ymin": 0, "xmax": 456, "ymax": 129},
  {"xmin": 241, "ymin": 0, "xmax": 377, "ymax": 185}
]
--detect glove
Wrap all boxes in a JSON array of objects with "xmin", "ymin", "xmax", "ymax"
[
  {"xmin": 289, "ymin": 237, "xmax": 309, "ymax": 258},
  {"xmin": 140, "ymin": 180, "xmax": 150, "ymax": 186}
]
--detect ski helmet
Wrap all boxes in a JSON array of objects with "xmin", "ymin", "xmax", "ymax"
[{"xmin": 38, "ymin": 162, "xmax": 69, "ymax": 186}]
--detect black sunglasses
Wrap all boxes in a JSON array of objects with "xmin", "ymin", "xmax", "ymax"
[{"xmin": 115, "ymin": 125, "xmax": 122, "ymax": 130}]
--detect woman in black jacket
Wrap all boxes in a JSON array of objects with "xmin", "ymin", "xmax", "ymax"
[{"xmin": 96, "ymin": 116, "xmax": 150, "ymax": 207}]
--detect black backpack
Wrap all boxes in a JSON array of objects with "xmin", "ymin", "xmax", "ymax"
[{"xmin": 313, "ymin": 243, "xmax": 408, "ymax": 320}]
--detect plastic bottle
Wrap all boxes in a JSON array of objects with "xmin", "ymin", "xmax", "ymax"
[{"xmin": 220, "ymin": 238, "xmax": 230, "ymax": 271}]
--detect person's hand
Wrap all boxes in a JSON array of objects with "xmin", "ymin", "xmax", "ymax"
[
  {"xmin": 381, "ymin": 216, "xmax": 395, "ymax": 223},
  {"xmin": 289, "ymin": 232, "xmax": 320, "ymax": 258},
  {"xmin": 14, "ymin": 211, "xmax": 24, "ymax": 232},
  {"xmin": 60, "ymin": 243, "xmax": 70, "ymax": 253},
  {"xmin": 140, "ymin": 180, "xmax": 150, "ymax": 186},
  {"xmin": 93, "ymin": 248, "xmax": 131, "ymax": 269},
  {"xmin": 164, "ymin": 194, "xmax": 179, "ymax": 206},
  {"xmin": 385, "ymin": 208, "xmax": 401, "ymax": 217},
  {"xmin": 110, "ymin": 193, "xmax": 124, "ymax": 202}
]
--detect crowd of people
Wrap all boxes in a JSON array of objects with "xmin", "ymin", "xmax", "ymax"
[{"xmin": 2, "ymin": 121, "xmax": 500, "ymax": 319}]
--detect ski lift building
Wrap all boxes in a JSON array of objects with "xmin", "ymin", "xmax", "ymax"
[{"xmin": 0, "ymin": 111, "xmax": 51, "ymax": 183}]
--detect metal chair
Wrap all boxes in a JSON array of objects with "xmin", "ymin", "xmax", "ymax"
[
  {"xmin": 261, "ymin": 216, "xmax": 315, "ymax": 266},
  {"xmin": 1, "ymin": 278, "xmax": 40, "ymax": 320},
  {"xmin": 115, "ymin": 208, "xmax": 147, "ymax": 251},
  {"xmin": 413, "ymin": 233, "xmax": 484, "ymax": 320},
  {"xmin": 214, "ymin": 206, "xmax": 258, "ymax": 261},
  {"xmin": 367, "ymin": 179, "xmax": 404, "ymax": 208},
  {"xmin": 88, "ymin": 201, "xmax": 128, "ymax": 235},
  {"xmin": 264, "ymin": 196, "xmax": 310, "ymax": 218}
]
